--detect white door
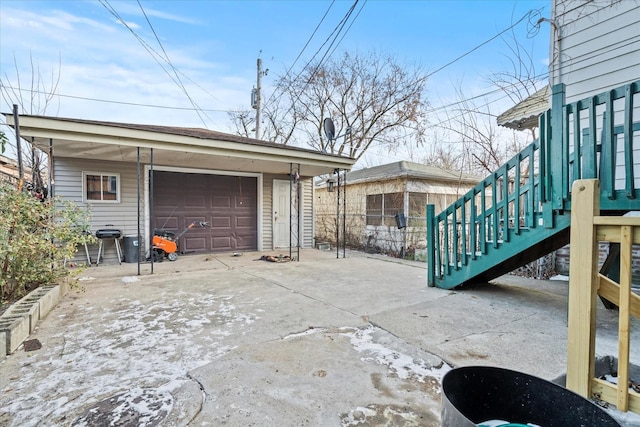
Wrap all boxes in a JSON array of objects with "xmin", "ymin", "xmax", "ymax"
[{"xmin": 273, "ymin": 179, "xmax": 291, "ymax": 248}]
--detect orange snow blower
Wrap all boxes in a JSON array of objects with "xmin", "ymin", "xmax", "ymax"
[{"xmin": 152, "ymin": 221, "xmax": 209, "ymax": 261}]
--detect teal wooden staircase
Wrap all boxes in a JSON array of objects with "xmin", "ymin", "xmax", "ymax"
[{"xmin": 427, "ymin": 80, "xmax": 640, "ymax": 289}]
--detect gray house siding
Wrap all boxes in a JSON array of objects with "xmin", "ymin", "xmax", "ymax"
[
  {"xmin": 262, "ymin": 173, "xmax": 275, "ymax": 251},
  {"xmin": 551, "ymin": 0, "xmax": 640, "ymax": 102},
  {"xmin": 551, "ymin": 1, "xmax": 640, "ymax": 190},
  {"xmin": 58, "ymin": 160, "xmax": 317, "ymax": 263},
  {"xmin": 548, "ymin": 0, "xmax": 640, "ymax": 279},
  {"xmin": 55, "ymin": 158, "xmax": 140, "ymax": 263},
  {"xmin": 302, "ymin": 179, "xmax": 313, "ymax": 248},
  {"xmin": 262, "ymin": 173, "xmax": 313, "ymax": 251}
]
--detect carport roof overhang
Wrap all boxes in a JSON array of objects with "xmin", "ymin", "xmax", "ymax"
[{"xmin": 4, "ymin": 114, "xmax": 355, "ymax": 177}]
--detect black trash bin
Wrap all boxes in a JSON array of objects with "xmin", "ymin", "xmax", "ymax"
[
  {"xmin": 395, "ymin": 213, "xmax": 407, "ymax": 229},
  {"xmin": 441, "ymin": 366, "xmax": 620, "ymax": 427},
  {"xmin": 122, "ymin": 235, "xmax": 141, "ymax": 263}
]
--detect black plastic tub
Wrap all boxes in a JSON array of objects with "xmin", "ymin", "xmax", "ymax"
[{"xmin": 441, "ymin": 366, "xmax": 621, "ymax": 426}]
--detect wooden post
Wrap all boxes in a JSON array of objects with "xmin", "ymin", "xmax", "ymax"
[
  {"xmin": 566, "ymin": 179, "xmax": 600, "ymax": 397},
  {"xmin": 617, "ymin": 224, "xmax": 632, "ymax": 411}
]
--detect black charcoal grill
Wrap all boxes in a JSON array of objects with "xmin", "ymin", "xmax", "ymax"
[
  {"xmin": 95, "ymin": 228, "xmax": 122, "ymax": 265},
  {"xmin": 96, "ymin": 229, "xmax": 122, "ymax": 239}
]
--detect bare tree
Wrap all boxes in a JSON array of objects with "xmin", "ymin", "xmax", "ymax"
[
  {"xmin": 230, "ymin": 51, "xmax": 430, "ymax": 162},
  {"xmin": 420, "ymin": 131, "xmax": 465, "ymax": 172},
  {"xmin": 1, "ymin": 52, "xmax": 61, "ymax": 116},
  {"xmin": 424, "ymin": 22, "xmax": 544, "ymax": 176},
  {"xmin": 1, "ymin": 53, "xmax": 61, "ymax": 193}
]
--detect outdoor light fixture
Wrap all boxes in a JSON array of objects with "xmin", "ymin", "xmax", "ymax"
[{"xmin": 326, "ymin": 173, "xmax": 337, "ymax": 193}]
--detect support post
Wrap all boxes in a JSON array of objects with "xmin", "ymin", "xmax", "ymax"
[
  {"xmin": 617, "ymin": 224, "xmax": 632, "ymax": 411},
  {"xmin": 550, "ymin": 83, "xmax": 566, "ymax": 211},
  {"xmin": 13, "ymin": 105, "xmax": 24, "ymax": 191},
  {"xmin": 150, "ymin": 148, "xmax": 154, "ymax": 274},
  {"xmin": 48, "ymin": 138, "xmax": 54, "ymax": 198},
  {"xmin": 137, "ymin": 147, "xmax": 141, "ymax": 275},
  {"xmin": 343, "ymin": 169, "xmax": 346, "ymax": 258},
  {"xmin": 336, "ymin": 169, "xmax": 340, "ymax": 259},
  {"xmin": 427, "ymin": 204, "xmax": 435, "ymax": 287},
  {"xmin": 290, "ymin": 162, "xmax": 293, "ymax": 259},
  {"xmin": 566, "ymin": 179, "xmax": 600, "ymax": 397}
]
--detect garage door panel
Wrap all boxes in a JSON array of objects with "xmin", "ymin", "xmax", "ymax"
[
  {"xmin": 153, "ymin": 171, "xmax": 257, "ymax": 254},
  {"xmin": 236, "ymin": 216, "xmax": 255, "ymax": 228},
  {"xmin": 213, "ymin": 196, "xmax": 231, "ymax": 208},
  {"xmin": 212, "ymin": 236, "xmax": 231, "ymax": 249},
  {"xmin": 185, "ymin": 196, "xmax": 206, "ymax": 208},
  {"xmin": 156, "ymin": 217, "xmax": 179, "ymax": 230},
  {"xmin": 186, "ymin": 174, "xmax": 208, "ymax": 190},
  {"xmin": 184, "ymin": 237, "xmax": 206, "ymax": 251},
  {"xmin": 183, "ymin": 217, "xmax": 208, "ymax": 228},
  {"xmin": 235, "ymin": 233, "xmax": 257, "ymax": 250},
  {"xmin": 212, "ymin": 216, "xmax": 231, "ymax": 228}
]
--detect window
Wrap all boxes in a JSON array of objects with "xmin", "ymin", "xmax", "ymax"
[
  {"xmin": 366, "ymin": 194, "xmax": 382, "ymax": 226},
  {"xmin": 366, "ymin": 192, "xmax": 404, "ymax": 226},
  {"xmin": 84, "ymin": 172, "xmax": 120, "ymax": 202},
  {"xmin": 383, "ymin": 192, "xmax": 403, "ymax": 226},
  {"xmin": 408, "ymin": 193, "xmax": 427, "ymax": 227}
]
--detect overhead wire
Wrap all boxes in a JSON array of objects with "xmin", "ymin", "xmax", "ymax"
[
  {"xmin": 98, "ymin": 0, "xmax": 212, "ymax": 128},
  {"xmin": 425, "ymin": 8, "xmax": 543, "ymax": 79},
  {"xmin": 263, "ymin": 5, "xmax": 545, "ymax": 146},
  {"xmin": 0, "ymin": 82, "xmax": 244, "ymax": 113},
  {"xmin": 262, "ymin": 0, "xmax": 336, "ymax": 109},
  {"xmin": 136, "ymin": 0, "xmax": 212, "ymax": 127},
  {"xmin": 264, "ymin": 0, "xmax": 363, "ymax": 132},
  {"xmin": 427, "ymin": 70, "xmax": 549, "ymax": 114},
  {"xmin": 4, "ymin": 2, "xmax": 547, "ymax": 139},
  {"xmin": 325, "ymin": 0, "xmax": 367, "ymax": 60}
]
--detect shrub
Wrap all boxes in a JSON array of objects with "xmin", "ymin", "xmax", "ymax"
[{"xmin": 0, "ymin": 184, "xmax": 96, "ymax": 303}]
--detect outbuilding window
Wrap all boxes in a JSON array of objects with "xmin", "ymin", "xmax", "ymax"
[
  {"xmin": 83, "ymin": 172, "xmax": 120, "ymax": 202},
  {"xmin": 366, "ymin": 192, "xmax": 403, "ymax": 226}
]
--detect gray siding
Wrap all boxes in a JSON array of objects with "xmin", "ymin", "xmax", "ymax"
[
  {"xmin": 262, "ymin": 174, "xmax": 275, "ymax": 250},
  {"xmin": 551, "ymin": 0, "xmax": 640, "ymax": 102},
  {"xmin": 56, "ymin": 160, "xmax": 317, "ymax": 261},
  {"xmin": 55, "ymin": 157, "xmax": 142, "ymax": 263},
  {"xmin": 302, "ymin": 178, "xmax": 313, "ymax": 248},
  {"xmin": 262, "ymin": 174, "xmax": 314, "ymax": 250},
  {"xmin": 551, "ymin": 1, "xmax": 640, "ymax": 189}
]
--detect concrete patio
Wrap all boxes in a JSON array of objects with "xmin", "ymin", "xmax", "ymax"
[{"xmin": 0, "ymin": 249, "xmax": 638, "ymax": 426}]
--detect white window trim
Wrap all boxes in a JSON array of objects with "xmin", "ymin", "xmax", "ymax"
[{"xmin": 82, "ymin": 171, "xmax": 121, "ymax": 203}]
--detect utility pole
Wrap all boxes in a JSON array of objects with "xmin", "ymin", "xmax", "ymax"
[{"xmin": 255, "ymin": 58, "xmax": 263, "ymax": 140}]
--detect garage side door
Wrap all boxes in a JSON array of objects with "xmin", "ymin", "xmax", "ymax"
[{"xmin": 153, "ymin": 171, "xmax": 257, "ymax": 253}]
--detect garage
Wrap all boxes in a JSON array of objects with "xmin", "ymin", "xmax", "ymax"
[{"xmin": 153, "ymin": 171, "xmax": 258, "ymax": 253}]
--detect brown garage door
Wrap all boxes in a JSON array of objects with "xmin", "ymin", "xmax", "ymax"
[{"xmin": 153, "ymin": 171, "xmax": 257, "ymax": 253}]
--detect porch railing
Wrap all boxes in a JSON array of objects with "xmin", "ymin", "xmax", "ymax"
[{"xmin": 427, "ymin": 80, "xmax": 640, "ymax": 289}]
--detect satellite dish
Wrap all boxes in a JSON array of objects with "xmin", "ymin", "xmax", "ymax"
[{"xmin": 323, "ymin": 117, "xmax": 335, "ymax": 141}]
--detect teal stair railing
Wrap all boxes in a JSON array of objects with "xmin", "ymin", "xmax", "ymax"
[{"xmin": 427, "ymin": 80, "xmax": 640, "ymax": 289}]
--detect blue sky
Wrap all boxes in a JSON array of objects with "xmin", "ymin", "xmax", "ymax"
[{"xmin": 0, "ymin": 0, "xmax": 550, "ymax": 164}]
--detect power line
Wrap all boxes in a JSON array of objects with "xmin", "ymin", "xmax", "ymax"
[
  {"xmin": 325, "ymin": 0, "xmax": 367, "ymax": 61},
  {"xmin": 427, "ymin": 71, "xmax": 549, "ymax": 114},
  {"xmin": 0, "ymin": 82, "xmax": 244, "ymax": 113},
  {"xmin": 98, "ymin": 0, "xmax": 212, "ymax": 128},
  {"xmin": 263, "ymin": 0, "xmax": 337, "ymax": 109},
  {"xmin": 136, "ymin": 0, "xmax": 212, "ymax": 127},
  {"xmin": 264, "ymin": 0, "xmax": 364, "ymax": 133},
  {"xmin": 426, "ymin": 8, "xmax": 544, "ymax": 79},
  {"xmin": 262, "ymin": 5, "xmax": 544, "ymax": 143},
  {"xmin": 264, "ymin": 1, "xmax": 362, "ymax": 112}
]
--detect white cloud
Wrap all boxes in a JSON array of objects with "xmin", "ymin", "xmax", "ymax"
[
  {"xmin": 110, "ymin": 2, "xmax": 200, "ymax": 25},
  {"xmin": 0, "ymin": 3, "xmax": 251, "ymax": 131}
]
